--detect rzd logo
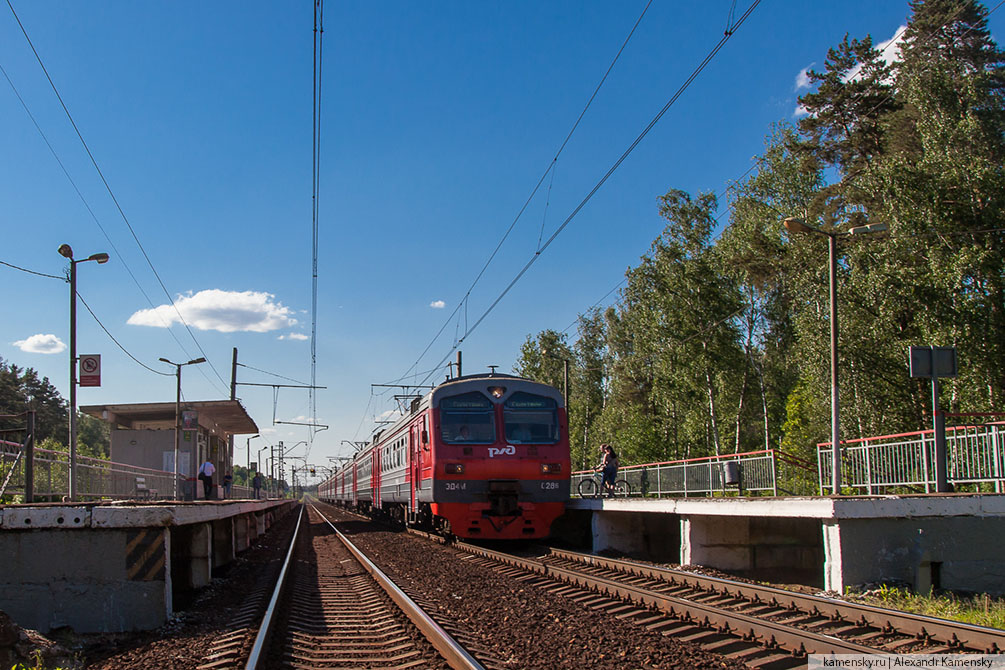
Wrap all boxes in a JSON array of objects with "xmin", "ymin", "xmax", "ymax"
[{"xmin": 488, "ymin": 445, "xmax": 516, "ymax": 458}]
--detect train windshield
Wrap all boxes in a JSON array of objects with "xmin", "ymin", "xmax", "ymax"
[
  {"xmin": 439, "ymin": 392, "xmax": 496, "ymax": 444},
  {"xmin": 503, "ymin": 392, "xmax": 559, "ymax": 444}
]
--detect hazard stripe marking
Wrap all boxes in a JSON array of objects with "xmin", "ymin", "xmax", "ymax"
[{"xmin": 126, "ymin": 529, "xmax": 166, "ymax": 581}]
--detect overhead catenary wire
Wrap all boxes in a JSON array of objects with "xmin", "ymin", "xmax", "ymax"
[
  {"xmin": 396, "ymin": 0, "xmax": 656, "ymax": 386},
  {"xmin": 0, "ymin": 256, "xmax": 176, "ymax": 376},
  {"xmin": 559, "ymin": 0, "xmax": 1004, "ymax": 339},
  {"xmin": 309, "ymin": 0, "xmax": 326, "ymax": 453},
  {"xmin": 77, "ymin": 293, "xmax": 173, "ymax": 377},
  {"xmin": 409, "ymin": 0, "xmax": 763, "ymax": 392},
  {"xmin": 0, "ymin": 258, "xmax": 63, "ymax": 281},
  {"xmin": 6, "ymin": 0, "xmax": 230, "ymax": 396},
  {"xmin": 0, "ymin": 60, "xmax": 218, "ymax": 388},
  {"xmin": 237, "ymin": 362, "xmax": 311, "ymax": 387}
]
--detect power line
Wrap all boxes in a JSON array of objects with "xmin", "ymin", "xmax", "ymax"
[
  {"xmin": 237, "ymin": 363, "xmax": 310, "ymax": 386},
  {"xmin": 76, "ymin": 293, "xmax": 173, "ymax": 377},
  {"xmin": 0, "ymin": 59, "xmax": 216, "ymax": 385},
  {"xmin": 0, "ymin": 259, "xmax": 63, "ymax": 281},
  {"xmin": 6, "ymin": 0, "xmax": 230, "ymax": 396},
  {"xmin": 397, "ymin": 0, "xmax": 655, "ymax": 385},
  {"xmin": 560, "ymin": 0, "xmax": 1003, "ymax": 341},
  {"xmin": 309, "ymin": 0, "xmax": 326, "ymax": 454},
  {"xmin": 410, "ymin": 0, "xmax": 763, "ymax": 392}
]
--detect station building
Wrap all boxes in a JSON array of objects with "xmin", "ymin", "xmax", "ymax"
[{"xmin": 80, "ymin": 400, "xmax": 258, "ymax": 500}]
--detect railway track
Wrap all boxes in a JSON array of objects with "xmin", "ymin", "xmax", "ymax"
[
  {"xmin": 444, "ymin": 540, "xmax": 1005, "ymax": 665},
  {"xmin": 199, "ymin": 503, "xmax": 487, "ymax": 670}
]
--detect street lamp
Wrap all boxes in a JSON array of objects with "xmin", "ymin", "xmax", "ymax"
[
  {"xmin": 783, "ymin": 217, "xmax": 886, "ymax": 495},
  {"xmin": 58, "ymin": 244, "xmax": 109, "ymax": 500},
  {"xmin": 246, "ymin": 434, "xmax": 260, "ymax": 475},
  {"xmin": 159, "ymin": 356, "xmax": 206, "ymax": 499},
  {"xmin": 256, "ymin": 444, "xmax": 270, "ymax": 498}
]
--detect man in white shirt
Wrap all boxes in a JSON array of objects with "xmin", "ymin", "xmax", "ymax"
[{"xmin": 198, "ymin": 460, "xmax": 216, "ymax": 499}]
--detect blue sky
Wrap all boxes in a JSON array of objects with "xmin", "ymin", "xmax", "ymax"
[{"xmin": 3, "ymin": 1, "xmax": 1000, "ymax": 472}]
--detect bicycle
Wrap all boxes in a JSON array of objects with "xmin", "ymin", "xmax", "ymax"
[{"xmin": 577, "ymin": 471, "xmax": 632, "ymax": 498}]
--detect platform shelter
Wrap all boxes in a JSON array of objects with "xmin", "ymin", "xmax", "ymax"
[{"xmin": 81, "ymin": 400, "xmax": 257, "ymax": 500}]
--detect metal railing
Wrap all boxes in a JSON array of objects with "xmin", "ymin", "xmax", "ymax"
[
  {"xmin": 2, "ymin": 439, "xmax": 178, "ymax": 501},
  {"xmin": 817, "ymin": 420, "xmax": 1005, "ymax": 494},
  {"xmin": 572, "ymin": 449, "xmax": 801, "ymax": 498}
]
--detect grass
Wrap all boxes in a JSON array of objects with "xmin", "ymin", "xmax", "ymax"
[{"xmin": 846, "ymin": 584, "xmax": 1005, "ymax": 630}]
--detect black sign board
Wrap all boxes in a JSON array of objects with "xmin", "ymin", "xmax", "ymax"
[{"xmin": 909, "ymin": 346, "xmax": 957, "ymax": 378}]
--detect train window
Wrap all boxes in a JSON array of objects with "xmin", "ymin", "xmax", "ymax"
[
  {"xmin": 504, "ymin": 392, "xmax": 559, "ymax": 444},
  {"xmin": 439, "ymin": 391, "xmax": 496, "ymax": 444}
]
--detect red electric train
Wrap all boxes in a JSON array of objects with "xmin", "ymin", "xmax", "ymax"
[{"xmin": 319, "ymin": 373, "xmax": 570, "ymax": 539}]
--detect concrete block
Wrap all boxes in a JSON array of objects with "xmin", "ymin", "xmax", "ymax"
[
  {"xmin": 234, "ymin": 514, "xmax": 249, "ymax": 552},
  {"xmin": 0, "ymin": 527, "xmax": 170, "ymax": 633},
  {"xmin": 212, "ymin": 519, "xmax": 234, "ymax": 568},
  {"xmin": 171, "ymin": 523, "xmax": 212, "ymax": 590},
  {"xmin": 0, "ymin": 507, "xmax": 90, "ymax": 529}
]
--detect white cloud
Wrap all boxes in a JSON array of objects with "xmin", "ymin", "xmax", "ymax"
[
  {"xmin": 278, "ymin": 332, "xmax": 309, "ymax": 341},
  {"xmin": 13, "ymin": 333, "xmax": 66, "ymax": 354},
  {"xmin": 430, "ymin": 299, "xmax": 446, "ymax": 309},
  {"xmin": 795, "ymin": 65, "xmax": 814, "ymax": 91},
  {"xmin": 793, "ymin": 103, "xmax": 810, "ymax": 119},
  {"xmin": 843, "ymin": 25, "xmax": 907, "ymax": 83},
  {"xmin": 128, "ymin": 289, "xmax": 296, "ymax": 333}
]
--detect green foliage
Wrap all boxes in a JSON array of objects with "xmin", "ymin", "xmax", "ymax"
[
  {"xmin": 232, "ymin": 464, "xmax": 251, "ymax": 487},
  {"xmin": 76, "ymin": 413, "xmax": 109, "ymax": 459},
  {"xmin": 7, "ymin": 649, "xmax": 69, "ymax": 670},
  {"xmin": 516, "ymin": 0, "xmax": 1005, "ymax": 478},
  {"xmin": 0, "ymin": 357, "xmax": 67, "ymax": 447},
  {"xmin": 847, "ymin": 584, "xmax": 1005, "ymax": 630}
]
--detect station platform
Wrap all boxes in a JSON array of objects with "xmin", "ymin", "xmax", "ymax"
[
  {"xmin": 0, "ymin": 499, "xmax": 296, "ymax": 633},
  {"xmin": 562, "ymin": 494, "xmax": 1005, "ymax": 595}
]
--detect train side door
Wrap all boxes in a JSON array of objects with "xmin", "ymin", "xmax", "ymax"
[
  {"xmin": 409, "ymin": 426, "xmax": 418, "ymax": 511},
  {"xmin": 374, "ymin": 447, "xmax": 381, "ymax": 510}
]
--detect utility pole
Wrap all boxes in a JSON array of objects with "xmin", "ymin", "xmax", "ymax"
[
  {"xmin": 25, "ymin": 410, "xmax": 35, "ymax": 504},
  {"xmin": 229, "ymin": 347, "xmax": 237, "ymax": 483},
  {"xmin": 456, "ymin": 350, "xmax": 462, "ymax": 378}
]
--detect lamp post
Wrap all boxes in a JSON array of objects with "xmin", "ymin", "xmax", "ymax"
[
  {"xmin": 159, "ymin": 357, "xmax": 206, "ymax": 499},
  {"xmin": 246, "ymin": 434, "xmax": 260, "ymax": 475},
  {"xmin": 783, "ymin": 217, "xmax": 886, "ymax": 495},
  {"xmin": 58, "ymin": 244, "xmax": 109, "ymax": 501}
]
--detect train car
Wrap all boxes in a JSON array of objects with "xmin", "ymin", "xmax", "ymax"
[{"xmin": 320, "ymin": 373, "xmax": 570, "ymax": 539}]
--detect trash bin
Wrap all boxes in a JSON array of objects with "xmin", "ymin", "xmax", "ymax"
[{"xmin": 723, "ymin": 461, "xmax": 741, "ymax": 486}]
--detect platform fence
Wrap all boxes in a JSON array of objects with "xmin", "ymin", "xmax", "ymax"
[
  {"xmin": 2, "ymin": 439, "xmax": 179, "ymax": 501},
  {"xmin": 817, "ymin": 420, "xmax": 1005, "ymax": 494},
  {"xmin": 571, "ymin": 449, "xmax": 813, "ymax": 498}
]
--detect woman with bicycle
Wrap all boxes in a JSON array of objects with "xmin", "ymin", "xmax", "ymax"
[{"xmin": 598, "ymin": 444, "xmax": 619, "ymax": 498}]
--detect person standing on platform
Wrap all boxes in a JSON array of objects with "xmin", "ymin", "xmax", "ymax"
[
  {"xmin": 598, "ymin": 444, "xmax": 619, "ymax": 498},
  {"xmin": 222, "ymin": 472, "xmax": 232, "ymax": 499},
  {"xmin": 198, "ymin": 459, "xmax": 216, "ymax": 499},
  {"xmin": 253, "ymin": 472, "xmax": 263, "ymax": 499}
]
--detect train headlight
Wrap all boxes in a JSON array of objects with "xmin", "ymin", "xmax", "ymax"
[
  {"xmin": 488, "ymin": 386, "xmax": 506, "ymax": 398},
  {"xmin": 541, "ymin": 463, "xmax": 561, "ymax": 474},
  {"xmin": 445, "ymin": 463, "xmax": 465, "ymax": 474}
]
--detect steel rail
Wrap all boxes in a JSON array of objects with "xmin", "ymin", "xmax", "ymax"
[
  {"xmin": 310, "ymin": 503, "xmax": 486, "ymax": 670},
  {"xmin": 244, "ymin": 503, "xmax": 304, "ymax": 670},
  {"xmin": 453, "ymin": 540, "xmax": 875, "ymax": 656},
  {"xmin": 546, "ymin": 547, "xmax": 1005, "ymax": 653}
]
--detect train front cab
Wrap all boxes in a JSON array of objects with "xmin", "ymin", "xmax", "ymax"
[{"xmin": 429, "ymin": 379, "xmax": 570, "ymax": 539}]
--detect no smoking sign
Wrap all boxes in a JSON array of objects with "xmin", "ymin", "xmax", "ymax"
[{"xmin": 79, "ymin": 354, "xmax": 101, "ymax": 387}]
